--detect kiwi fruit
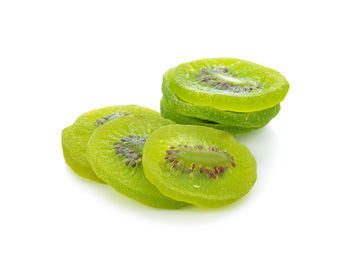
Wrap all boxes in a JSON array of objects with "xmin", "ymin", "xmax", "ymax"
[
  {"xmin": 170, "ymin": 58, "xmax": 289, "ymax": 112},
  {"xmin": 162, "ymin": 68, "xmax": 281, "ymax": 128},
  {"xmin": 62, "ymin": 126, "xmax": 104, "ymax": 183},
  {"xmin": 142, "ymin": 125, "xmax": 257, "ymax": 208},
  {"xmin": 62, "ymin": 105, "xmax": 159, "ymax": 183},
  {"xmin": 86, "ymin": 115, "xmax": 188, "ymax": 209},
  {"xmin": 160, "ymin": 98, "xmax": 254, "ymax": 136}
]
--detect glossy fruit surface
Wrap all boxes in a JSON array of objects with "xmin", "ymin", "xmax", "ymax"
[
  {"xmin": 171, "ymin": 58, "xmax": 289, "ymax": 112},
  {"xmin": 162, "ymin": 68, "xmax": 280, "ymax": 128},
  {"xmin": 143, "ymin": 124, "xmax": 257, "ymax": 208},
  {"xmin": 62, "ymin": 126, "xmax": 104, "ymax": 183},
  {"xmin": 62, "ymin": 105, "xmax": 159, "ymax": 182},
  {"xmin": 87, "ymin": 115, "xmax": 188, "ymax": 209}
]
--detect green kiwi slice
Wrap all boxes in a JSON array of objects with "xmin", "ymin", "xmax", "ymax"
[
  {"xmin": 142, "ymin": 125, "xmax": 257, "ymax": 208},
  {"xmin": 160, "ymin": 98, "xmax": 254, "ymax": 136},
  {"xmin": 86, "ymin": 115, "xmax": 188, "ymax": 209},
  {"xmin": 162, "ymin": 68, "xmax": 281, "ymax": 128},
  {"xmin": 62, "ymin": 126, "xmax": 104, "ymax": 183},
  {"xmin": 62, "ymin": 105, "xmax": 160, "ymax": 183},
  {"xmin": 171, "ymin": 58, "xmax": 289, "ymax": 112}
]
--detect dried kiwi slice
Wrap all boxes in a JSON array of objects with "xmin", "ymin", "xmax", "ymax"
[
  {"xmin": 143, "ymin": 125, "xmax": 257, "ymax": 208},
  {"xmin": 160, "ymin": 98, "xmax": 253, "ymax": 136},
  {"xmin": 62, "ymin": 105, "xmax": 159, "ymax": 183},
  {"xmin": 62, "ymin": 126, "xmax": 104, "ymax": 183},
  {"xmin": 171, "ymin": 58, "xmax": 289, "ymax": 112},
  {"xmin": 86, "ymin": 115, "xmax": 188, "ymax": 209},
  {"xmin": 162, "ymin": 68, "xmax": 281, "ymax": 128}
]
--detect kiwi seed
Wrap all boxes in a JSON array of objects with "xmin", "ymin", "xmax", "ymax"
[
  {"xmin": 199, "ymin": 67, "xmax": 261, "ymax": 93},
  {"xmin": 114, "ymin": 135, "xmax": 148, "ymax": 167},
  {"xmin": 163, "ymin": 144, "xmax": 236, "ymax": 179}
]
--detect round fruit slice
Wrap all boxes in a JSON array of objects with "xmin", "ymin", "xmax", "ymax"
[
  {"xmin": 171, "ymin": 58, "xmax": 289, "ymax": 112},
  {"xmin": 62, "ymin": 126, "xmax": 104, "ymax": 183},
  {"xmin": 162, "ymin": 68, "xmax": 281, "ymax": 128},
  {"xmin": 86, "ymin": 115, "xmax": 188, "ymax": 209},
  {"xmin": 143, "ymin": 125, "xmax": 257, "ymax": 208},
  {"xmin": 62, "ymin": 105, "xmax": 159, "ymax": 183},
  {"xmin": 160, "ymin": 98, "xmax": 254, "ymax": 136}
]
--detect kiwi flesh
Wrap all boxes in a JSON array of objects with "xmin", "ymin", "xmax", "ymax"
[
  {"xmin": 170, "ymin": 58, "xmax": 289, "ymax": 112},
  {"xmin": 86, "ymin": 115, "xmax": 188, "ymax": 209},
  {"xmin": 142, "ymin": 125, "xmax": 257, "ymax": 208},
  {"xmin": 62, "ymin": 126, "xmax": 104, "ymax": 183},
  {"xmin": 162, "ymin": 68, "xmax": 281, "ymax": 128},
  {"xmin": 160, "ymin": 98, "xmax": 254, "ymax": 136},
  {"xmin": 62, "ymin": 105, "xmax": 160, "ymax": 183}
]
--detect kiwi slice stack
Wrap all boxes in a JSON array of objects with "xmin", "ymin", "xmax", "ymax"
[
  {"xmin": 161, "ymin": 58, "xmax": 289, "ymax": 135},
  {"xmin": 62, "ymin": 105, "xmax": 257, "ymax": 208},
  {"xmin": 61, "ymin": 57, "xmax": 289, "ymax": 209}
]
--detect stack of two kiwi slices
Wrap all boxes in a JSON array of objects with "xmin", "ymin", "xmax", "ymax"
[
  {"xmin": 62, "ymin": 105, "xmax": 257, "ymax": 209},
  {"xmin": 161, "ymin": 58, "xmax": 289, "ymax": 135}
]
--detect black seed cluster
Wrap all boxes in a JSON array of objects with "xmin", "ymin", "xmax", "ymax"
[
  {"xmin": 114, "ymin": 135, "xmax": 148, "ymax": 167},
  {"xmin": 164, "ymin": 145, "xmax": 236, "ymax": 179},
  {"xmin": 199, "ymin": 67, "xmax": 261, "ymax": 93}
]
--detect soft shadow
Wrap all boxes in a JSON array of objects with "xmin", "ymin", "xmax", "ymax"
[
  {"xmin": 235, "ymin": 125, "xmax": 280, "ymax": 204},
  {"xmin": 236, "ymin": 125, "xmax": 280, "ymax": 171},
  {"xmin": 64, "ymin": 163, "xmax": 162, "ymax": 211},
  {"xmin": 64, "ymin": 164, "xmax": 242, "ymax": 222}
]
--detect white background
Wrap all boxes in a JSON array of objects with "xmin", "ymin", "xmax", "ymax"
[{"xmin": 1, "ymin": 1, "xmax": 349, "ymax": 265}]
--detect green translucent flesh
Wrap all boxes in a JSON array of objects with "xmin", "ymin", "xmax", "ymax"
[
  {"xmin": 63, "ymin": 105, "xmax": 160, "ymax": 183},
  {"xmin": 62, "ymin": 126, "xmax": 105, "ymax": 183},
  {"xmin": 142, "ymin": 125, "xmax": 257, "ymax": 208},
  {"xmin": 86, "ymin": 115, "xmax": 188, "ymax": 209},
  {"xmin": 171, "ymin": 58, "xmax": 289, "ymax": 112},
  {"xmin": 160, "ymin": 98, "xmax": 254, "ymax": 136},
  {"xmin": 162, "ymin": 69, "xmax": 281, "ymax": 128},
  {"xmin": 174, "ymin": 149, "xmax": 230, "ymax": 167}
]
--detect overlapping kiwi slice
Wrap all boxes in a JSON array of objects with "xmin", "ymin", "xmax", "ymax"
[
  {"xmin": 160, "ymin": 98, "xmax": 254, "ymax": 136},
  {"xmin": 170, "ymin": 58, "xmax": 289, "ymax": 112},
  {"xmin": 62, "ymin": 126, "xmax": 103, "ymax": 183},
  {"xmin": 62, "ymin": 105, "xmax": 160, "ymax": 183},
  {"xmin": 86, "ymin": 115, "xmax": 188, "ymax": 209},
  {"xmin": 143, "ymin": 125, "xmax": 257, "ymax": 208},
  {"xmin": 162, "ymin": 68, "xmax": 281, "ymax": 128}
]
